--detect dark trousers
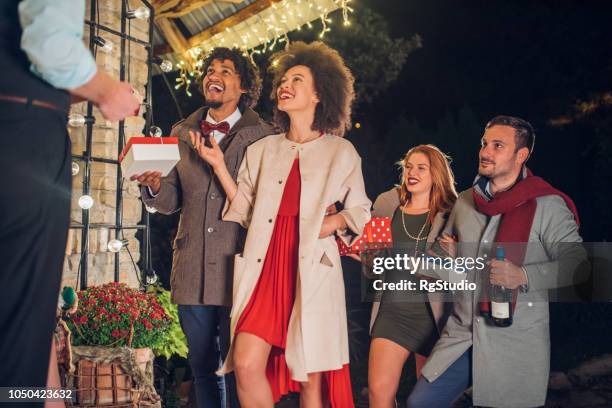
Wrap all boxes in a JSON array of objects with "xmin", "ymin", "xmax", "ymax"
[
  {"xmin": 406, "ymin": 348, "xmax": 472, "ymax": 408},
  {"xmin": 0, "ymin": 102, "xmax": 71, "ymax": 397},
  {"xmin": 178, "ymin": 304, "xmax": 240, "ymax": 408}
]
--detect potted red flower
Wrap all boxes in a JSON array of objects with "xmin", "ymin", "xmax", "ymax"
[
  {"xmin": 64, "ymin": 282, "xmax": 170, "ymax": 406},
  {"xmin": 68, "ymin": 282, "xmax": 170, "ymax": 348}
]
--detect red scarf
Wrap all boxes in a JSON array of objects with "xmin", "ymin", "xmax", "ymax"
[{"xmin": 473, "ymin": 172, "xmax": 580, "ymax": 315}]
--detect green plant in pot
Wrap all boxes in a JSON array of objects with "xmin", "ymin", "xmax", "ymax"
[
  {"xmin": 65, "ymin": 282, "xmax": 172, "ymax": 406},
  {"xmin": 146, "ymin": 283, "xmax": 188, "ymax": 359}
]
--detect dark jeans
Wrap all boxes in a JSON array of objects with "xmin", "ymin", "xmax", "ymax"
[
  {"xmin": 178, "ymin": 304, "xmax": 239, "ymax": 408},
  {"xmin": 406, "ymin": 348, "xmax": 472, "ymax": 408},
  {"xmin": 0, "ymin": 102, "xmax": 71, "ymax": 405}
]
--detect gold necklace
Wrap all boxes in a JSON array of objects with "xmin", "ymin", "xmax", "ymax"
[
  {"xmin": 401, "ymin": 206, "xmax": 429, "ymax": 240},
  {"xmin": 400, "ymin": 205, "xmax": 430, "ymax": 257}
]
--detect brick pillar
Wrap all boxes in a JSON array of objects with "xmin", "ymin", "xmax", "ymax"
[{"xmin": 63, "ymin": 0, "xmax": 150, "ymax": 289}]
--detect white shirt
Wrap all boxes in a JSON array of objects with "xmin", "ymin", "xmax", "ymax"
[
  {"xmin": 204, "ymin": 107, "xmax": 242, "ymax": 143},
  {"xmin": 147, "ymin": 107, "xmax": 242, "ymax": 198}
]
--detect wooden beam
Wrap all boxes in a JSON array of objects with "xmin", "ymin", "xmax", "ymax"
[
  {"xmin": 153, "ymin": 0, "xmax": 244, "ymax": 19},
  {"xmin": 153, "ymin": 43, "xmax": 173, "ymax": 56},
  {"xmin": 156, "ymin": 17, "xmax": 190, "ymax": 56},
  {"xmin": 153, "ymin": 0, "xmax": 215, "ymax": 19},
  {"xmin": 187, "ymin": 0, "xmax": 283, "ymax": 49}
]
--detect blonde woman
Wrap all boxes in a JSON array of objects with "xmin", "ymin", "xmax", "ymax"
[
  {"xmin": 367, "ymin": 145, "xmax": 457, "ymax": 408},
  {"xmin": 192, "ymin": 41, "xmax": 371, "ymax": 407}
]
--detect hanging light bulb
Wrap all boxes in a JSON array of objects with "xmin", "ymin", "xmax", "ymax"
[
  {"xmin": 93, "ymin": 36, "xmax": 113, "ymax": 54},
  {"xmin": 145, "ymin": 205, "xmax": 158, "ymax": 214},
  {"xmin": 127, "ymin": 6, "xmax": 150, "ymax": 20},
  {"xmin": 68, "ymin": 114, "xmax": 85, "ymax": 127},
  {"xmin": 107, "ymin": 238, "xmax": 129, "ymax": 253},
  {"xmin": 152, "ymin": 57, "xmax": 172, "ymax": 73},
  {"xmin": 107, "ymin": 239, "xmax": 121, "ymax": 252},
  {"xmin": 71, "ymin": 162, "xmax": 80, "ymax": 176},
  {"xmin": 78, "ymin": 195, "xmax": 94, "ymax": 210},
  {"xmin": 145, "ymin": 270, "xmax": 159, "ymax": 285},
  {"xmin": 160, "ymin": 60, "xmax": 172, "ymax": 73},
  {"xmin": 149, "ymin": 126, "xmax": 162, "ymax": 137},
  {"xmin": 68, "ymin": 113, "xmax": 94, "ymax": 127},
  {"xmin": 159, "ymin": 59, "xmax": 173, "ymax": 73}
]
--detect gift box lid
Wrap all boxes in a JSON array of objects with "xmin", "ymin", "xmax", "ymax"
[{"xmin": 119, "ymin": 137, "xmax": 178, "ymax": 162}]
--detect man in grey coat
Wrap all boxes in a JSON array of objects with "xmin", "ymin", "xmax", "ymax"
[
  {"xmin": 132, "ymin": 48, "xmax": 274, "ymax": 408},
  {"xmin": 407, "ymin": 116, "xmax": 587, "ymax": 407}
]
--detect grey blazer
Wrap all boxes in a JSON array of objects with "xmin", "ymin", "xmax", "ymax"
[
  {"xmin": 141, "ymin": 107, "xmax": 275, "ymax": 306},
  {"xmin": 421, "ymin": 186, "xmax": 587, "ymax": 408},
  {"xmin": 369, "ymin": 187, "xmax": 453, "ymax": 334}
]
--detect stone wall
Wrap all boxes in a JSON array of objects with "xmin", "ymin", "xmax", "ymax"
[{"xmin": 63, "ymin": 0, "xmax": 151, "ymax": 289}]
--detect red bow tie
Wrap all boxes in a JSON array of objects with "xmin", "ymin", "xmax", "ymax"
[{"xmin": 200, "ymin": 120, "xmax": 230, "ymax": 136}]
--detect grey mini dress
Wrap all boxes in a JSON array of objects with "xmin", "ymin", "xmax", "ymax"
[{"xmin": 370, "ymin": 209, "xmax": 439, "ymax": 356}]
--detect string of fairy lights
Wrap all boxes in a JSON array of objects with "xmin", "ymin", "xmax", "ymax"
[{"xmin": 170, "ymin": 0, "xmax": 354, "ymax": 96}]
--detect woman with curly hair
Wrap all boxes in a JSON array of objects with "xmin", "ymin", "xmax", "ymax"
[
  {"xmin": 367, "ymin": 145, "xmax": 457, "ymax": 407},
  {"xmin": 191, "ymin": 41, "xmax": 371, "ymax": 407}
]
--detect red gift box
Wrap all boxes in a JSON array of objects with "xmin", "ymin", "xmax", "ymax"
[
  {"xmin": 336, "ymin": 216, "xmax": 393, "ymax": 255},
  {"xmin": 118, "ymin": 136, "xmax": 178, "ymax": 162},
  {"xmin": 119, "ymin": 136, "xmax": 179, "ymax": 178}
]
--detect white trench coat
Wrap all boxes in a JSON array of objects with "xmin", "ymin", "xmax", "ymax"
[{"xmin": 219, "ymin": 133, "xmax": 372, "ymax": 381}]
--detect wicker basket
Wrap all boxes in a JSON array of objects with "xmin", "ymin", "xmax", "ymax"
[{"xmin": 63, "ymin": 346, "xmax": 158, "ymax": 407}]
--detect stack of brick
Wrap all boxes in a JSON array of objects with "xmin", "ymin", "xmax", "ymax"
[{"xmin": 63, "ymin": 0, "xmax": 151, "ymax": 289}]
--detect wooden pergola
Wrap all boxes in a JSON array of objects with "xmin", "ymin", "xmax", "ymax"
[
  {"xmin": 153, "ymin": 0, "xmax": 275, "ymax": 56},
  {"xmin": 152, "ymin": 0, "xmax": 350, "ymax": 64}
]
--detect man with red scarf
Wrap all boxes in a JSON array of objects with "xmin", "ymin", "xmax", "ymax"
[{"xmin": 407, "ymin": 116, "xmax": 588, "ymax": 407}]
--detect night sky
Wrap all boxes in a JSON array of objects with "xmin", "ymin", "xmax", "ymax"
[{"xmin": 353, "ymin": 0, "xmax": 612, "ymax": 242}]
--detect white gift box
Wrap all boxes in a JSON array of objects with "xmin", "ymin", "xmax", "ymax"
[{"xmin": 119, "ymin": 137, "xmax": 180, "ymax": 178}]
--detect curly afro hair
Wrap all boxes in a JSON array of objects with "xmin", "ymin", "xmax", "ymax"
[
  {"xmin": 269, "ymin": 41, "xmax": 355, "ymax": 136},
  {"xmin": 197, "ymin": 47, "xmax": 262, "ymax": 111}
]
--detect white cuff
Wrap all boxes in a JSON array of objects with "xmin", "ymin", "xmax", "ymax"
[
  {"xmin": 520, "ymin": 266, "xmax": 530, "ymax": 293},
  {"xmin": 147, "ymin": 186, "xmax": 159, "ymax": 198}
]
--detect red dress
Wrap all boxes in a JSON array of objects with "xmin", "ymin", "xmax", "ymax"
[{"xmin": 236, "ymin": 159, "xmax": 354, "ymax": 407}]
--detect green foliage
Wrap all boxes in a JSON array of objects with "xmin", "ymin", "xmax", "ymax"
[
  {"xmin": 147, "ymin": 284, "xmax": 188, "ymax": 359},
  {"xmin": 325, "ymin": 7, "xmax": 422, "ymax": 105},
  {"xmin": 67, "ymin": 282, "xmax": 171, "ymax": 349},
  {"xmin": 252, "ymin": 6, "xmax": 421, "ymax": 115}
]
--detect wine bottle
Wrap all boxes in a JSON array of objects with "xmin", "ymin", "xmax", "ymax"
[
  {"xmin": 490, "ymin": 246, "xmax": 513, "ymax": 327},
  {"xmin": 479, "ymin": 273, "xmax": 491, "ymax": 319},
  {"xmin": 479, "ymin": 250, "xmax": 492, "ymax": 319}
]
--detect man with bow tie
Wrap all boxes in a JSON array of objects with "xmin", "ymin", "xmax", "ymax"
[{"xmin": 133, "ymin": 47, "xmax": 274, "ymax": 408}]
